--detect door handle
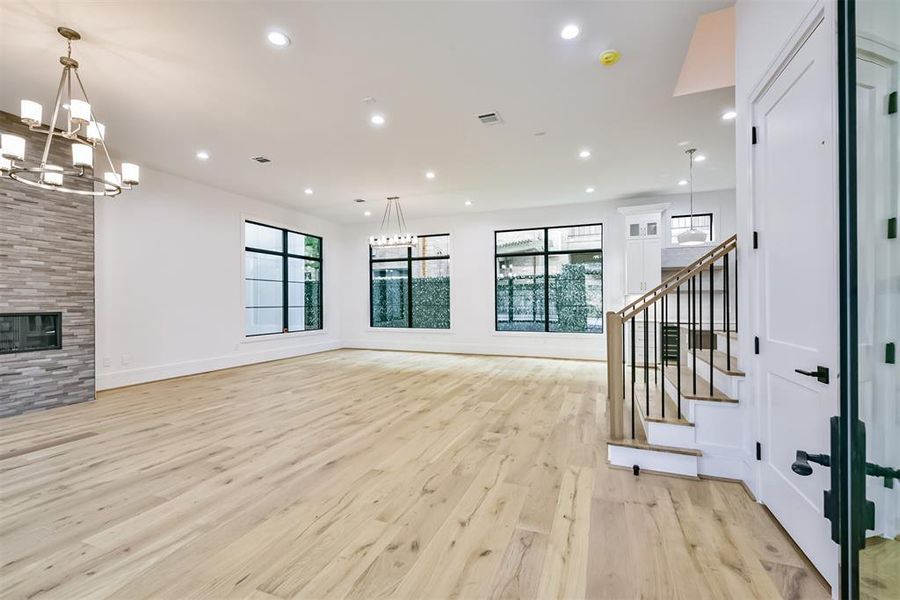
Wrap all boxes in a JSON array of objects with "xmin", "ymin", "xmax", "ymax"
[
  {"xmin": 794, "ymin": 365, "xmax": 830, "ymax": 384},
  {"xmin": 792, "ymin": 449, "xmax": 831, "ymax": 476}
]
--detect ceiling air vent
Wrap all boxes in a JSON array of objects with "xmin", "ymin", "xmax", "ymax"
[
  {"xmin": 477, "ymin": 111, "xmax": 503, "ymax": 126},
  {"xmin": 250, "ymin": 156, "xmax": 271, "ymax": 164}
]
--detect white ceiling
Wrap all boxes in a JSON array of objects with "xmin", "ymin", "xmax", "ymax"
[{"xmin": 0, "ymin": 1, "xmax": 736, "ymax": 223}]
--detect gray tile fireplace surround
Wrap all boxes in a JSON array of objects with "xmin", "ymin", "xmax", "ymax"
[{"xmin": 0, "ymin": 111, "xmax": 95, "ymax": 416}]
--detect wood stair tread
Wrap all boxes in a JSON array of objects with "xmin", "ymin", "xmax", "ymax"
[{"xmin": 663, "ymin": 365, "xmax": 737, "ymax": 403}]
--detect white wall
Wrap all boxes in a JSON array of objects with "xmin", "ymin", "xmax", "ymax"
[
  {"xmin": 339, "ymin": 189, "xmax": 735, "ymax": 361},
  {"xmin": 95, "ymin": 168, "xmax": 342, "ymax": 390}
]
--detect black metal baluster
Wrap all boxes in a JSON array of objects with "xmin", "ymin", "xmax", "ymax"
[
  {"xmin": 644, "ymin": 308, "xmax": 650, "ymax": 417},
  {"xmin": 661, "ymin": 293, "xmax": 666, "ymax": 419},
  {"xmin": 699, "ymin": 266, "xmax": 703, "ymax": 382},
  {"xmin": 631, "ymin": 317, "xmax": 636, "ymax": 439},
  {"xmin": 692, "ymin": 274, "xmax": 698, "ymax": 395},
  {"xmin": 653, "ymin": 301, "xmax": 657, "ymax": 386},
  {"xmin": 676, "ymin": 283, "xmax": 682, "ymax": 420},
  {"xmin": 724, "ymin": 253, "xmax": 731, "ymax": 371}
]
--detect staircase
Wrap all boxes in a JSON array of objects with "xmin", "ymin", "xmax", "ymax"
[{"xmin": 606, "ymin": 235, "xmax": 742, "ymax": 478}]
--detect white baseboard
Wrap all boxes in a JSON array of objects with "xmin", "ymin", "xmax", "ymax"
[
  {"xmin": 97, "ymin": 340, "xmax": 342, "ymax": 390},
  {"xmin": 342, "ymin": 338, "xmax": 604, "ymax": 361}
]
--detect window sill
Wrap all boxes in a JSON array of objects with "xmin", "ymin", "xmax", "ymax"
[
  {"xmin": 367, "ymin": 327, "xmax": 454, "ymax": 334},
  {"xmin": 492, "ymin": 330, "xmax": 602, "ymax": 339},
  {"xmin": 242, "ymin": 329, "xmax": 326, "ymax": 344}
]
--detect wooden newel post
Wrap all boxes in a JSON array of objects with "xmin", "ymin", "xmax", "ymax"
[{"xmin": 606, "ymin": 311, "xmax": 625, "ymax": 440}]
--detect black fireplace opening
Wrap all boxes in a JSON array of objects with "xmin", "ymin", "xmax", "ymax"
[{"xmin": 0, "ymin": 313, "xmax": 62, "ymax": 354}]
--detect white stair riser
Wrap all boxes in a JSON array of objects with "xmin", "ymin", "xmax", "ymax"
[
  {"xmin": 608, "ymin": 444, "xmax": 699, "ymax": 478},
  {"xmin": 693, "ymin": 355, "xmax": 741, "ymax": 397},
  {"xmin": 646, "ymin": 421, "xmax": 698, "ymax": 449},
  {"xmin": 715, "ymin": 333, "xmax": 738, "ymax": 355}
]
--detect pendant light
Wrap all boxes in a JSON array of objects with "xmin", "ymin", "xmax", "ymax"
[
  {"xmin": 368, "ymin": 196, "xmax": 417, "ymax": 248},
  {"xmin": 677, "ymin": 148, "xmax": 707, "ymax": 245}
]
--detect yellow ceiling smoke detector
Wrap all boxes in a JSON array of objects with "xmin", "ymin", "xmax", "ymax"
[{"xmin": 599, "ymin": 49, "xmax": 621, "ymax": 66}]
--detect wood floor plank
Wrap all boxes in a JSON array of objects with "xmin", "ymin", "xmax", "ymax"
[{"xmin": 0, "ymin": 349, "xmax": 830, "ymax": 599}]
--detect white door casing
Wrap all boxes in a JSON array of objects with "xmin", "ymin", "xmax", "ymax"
[{"xmin": 753, "ymin": 19, "xmax": 840, "ymax": 587}]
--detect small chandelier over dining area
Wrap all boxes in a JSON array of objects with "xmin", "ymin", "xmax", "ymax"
[
  {"xmin": 369, "ymin": 196, "xmax": 418, "ymax": 248},
  {"xmin": 0, "ymin": 26, "xmax": 139, "ymax": 197}
]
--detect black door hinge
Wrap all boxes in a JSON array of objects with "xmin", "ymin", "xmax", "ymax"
[
  {"xmin": 889, "ymin": 217, "xmax": 897, "ymax": 239},
  {"xmin": 887, "ymin": 342, "xmax": 896, "ymax": 365},
  {"xmin": 751, "ymin": 126, "xmax": 758, "ymax": 144},
  {"xmin": 753, "ymin": 231, "xmax": 759, "ymax": 249},
  {"xmin": 756, "ymin": 442, "xmax": 762, "ymax": 461},
  {"xmin": 889, "ymin": 91, "xmax": 898, "ymax": 115},
  {"xmin": 754, "ymin": 336, "xmax": 760, "ymax": 354}
]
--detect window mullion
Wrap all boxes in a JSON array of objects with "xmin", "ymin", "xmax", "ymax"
[
  {"xmin": 407, "ymin": 247, "xmax": 413, "ymax": 328},
  {"xmin": 282, "ymin": 229, "xmax": 289, "ymax": 333}
]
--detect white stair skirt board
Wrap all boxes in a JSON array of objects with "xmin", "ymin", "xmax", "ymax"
[{"xmin": 607, "ymin": 443, "xmax": 699, "ymax": 478}]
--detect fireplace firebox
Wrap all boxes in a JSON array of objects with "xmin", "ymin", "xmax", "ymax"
[{"xmin": 0, "ymin": 313, "xmax": 62, "ymax": 355}]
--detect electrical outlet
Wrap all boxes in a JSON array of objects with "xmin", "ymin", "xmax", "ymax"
[
  {"xmin": 121, "ymin": 354, "xmax": 130, "ymax": 366},
  {"xmin": 103, "ymin": 356, "xmax": 111, "ymax": 367}
]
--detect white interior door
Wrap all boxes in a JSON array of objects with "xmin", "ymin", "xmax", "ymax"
[
  {"xmin": 856, "ymin": 39, "xmax": 900, "ymax": 555},
  {"xmin": 753, "ymin": 20, "xmax": 840, "ymax": 587}
]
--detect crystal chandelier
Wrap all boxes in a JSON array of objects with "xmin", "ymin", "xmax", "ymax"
[
  {"xmin": 0, "ymin": 27, "xmax": 139, "ymax": 196},
  {"xmin": 677, "ymin": 148, "xmax": 707, "ymax": 245},
  {"xmin": 369, "ymin": 196, "xmax": 418, "ymax": 248}
]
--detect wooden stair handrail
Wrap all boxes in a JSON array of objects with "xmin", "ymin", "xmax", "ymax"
[{"xmin": 620, "ymin": 235, "xmax": 737, "ymax": 322}]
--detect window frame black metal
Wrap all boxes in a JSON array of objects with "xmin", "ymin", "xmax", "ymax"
[
  {"xmin": 368, "ymin": 233, "xmax": 451, "ymax": 330},
  {"xmin": 243, "ymin": 219, "xmax": 324, "ymax": 337},
  {"xmin": 493, "ymin": 223, "xmax": 604, "ymax": 334}
]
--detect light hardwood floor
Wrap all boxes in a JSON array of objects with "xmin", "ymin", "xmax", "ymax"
[{"xmin": 0, "ymin": 349, "xmax": 829, "ymax": 599}]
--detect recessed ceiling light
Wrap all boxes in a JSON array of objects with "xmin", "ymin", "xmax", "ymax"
[
  {"xmin": 694, "ymin": 154, "xmax": 706, "ymax": 162},
  {"xmin": 196, "ymin": 150, "xmax": 209, "ymax": 160},
  {"xmin": 425, "ymin": 170, "xmax": 435, "ymax": 180},
  {"xmin": 267, "ymin": 31, "xmax": 290, "ymax": 47},
  {"xmin": 560, "ymin": 24, "xmax": 580, "ymax": 40},
  {"xmin": 721, "ymin": 110, "xmax": 737, "ymax": 121},
  {"xmin": 585, "ymin": 187, "xmax": 595, "ymax": 193},
  {"xmin": 364, "ymin": 210, "xmax": 372, "ymax": 216},
  {"xmin": 304, "ymin": 188, "xmax": 313, "ymax": 195},
  {"xmin": 579, "ymin": 149, "xmax": 591, "ymax": 159},
  {"xmin": 370, "ymin": 113, "xmax": 386, "ymax": 126},
  {"xmin": 464, "ymin": 200, "xmax": 472, "ymax": 206},
  {"xmin": 678, "ymin": 179, "xmax": 688, "ymax": 186}
]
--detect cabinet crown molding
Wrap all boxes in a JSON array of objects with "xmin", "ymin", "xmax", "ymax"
[{"xmin": 617, "ymin": 202, "xmax": 671, "ymax": 216}]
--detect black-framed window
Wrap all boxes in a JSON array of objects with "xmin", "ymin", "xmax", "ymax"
[
  {"xmin": 495, "ymin": 224, "xmax": 603, "ymax": 333},
  {"xmin": 244, "ymin": 221, "xmax": 322, "ymax": 336},
  {"xmin": 369, "ymin": 234, "xmax": 450, "ymax": 329},
  {"xmin": 671, "ymin": 213, "xmax": 713, "ymax": 244}
]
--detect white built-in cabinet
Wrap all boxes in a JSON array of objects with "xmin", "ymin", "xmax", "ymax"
[{"xmin": 623, "ymin": 211, "xmax": 663, "ymax": 295}]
